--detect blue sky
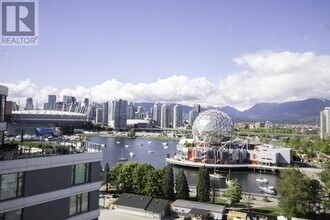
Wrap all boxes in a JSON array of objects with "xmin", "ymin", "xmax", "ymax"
[{"xmin": 1, "ymin": 0, "xmax": 330, "ymax": 109}]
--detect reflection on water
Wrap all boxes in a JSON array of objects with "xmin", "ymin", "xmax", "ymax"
[{"xmin": 90, "ymin": 136, "xmax": 279, "ymax": 194}]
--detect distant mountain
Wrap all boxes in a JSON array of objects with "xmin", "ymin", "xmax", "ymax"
[{"xmin": 135, "ymin": 98, "xmax": 330, "ymax": 124}]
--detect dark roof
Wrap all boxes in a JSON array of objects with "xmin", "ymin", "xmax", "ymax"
[
  {"xmin": 115, "ymin": 193, "xmax": 152, "ymax": 209},
  {"xmin": 189, "ymin": 208, "xmax": 210, "ymax": 216},
  {"xmin": 145, "ymin": 198, "xmax": 170, "ymax": 213}
]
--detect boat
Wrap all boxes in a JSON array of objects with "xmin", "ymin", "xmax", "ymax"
[
  {"xmin": 130, "ymin": 152, "xmax": 135, "ymax": 157},
  {"xmin": 139, "ymin": 143, "xmax": 144, "ymax": 146},
  {"xmin": 125, "ymin": 145, "xmax": 129, "ymax": 148},
  {"xmin": 148, "ymin": 150, "xmax": 154, "ymax": 154},
  {"xmin": 118, "ymin": 148, "xmax": 128, "ymax": 161},
  {"xmin": 147, "ymin": 141, "xmax": 152, "ymax": 144},
  {"xmin": 163, "ymin": 145, "xmax": 168, "ymax": 149},
  {"xmin": 210, "ymin": 173, "xmax": 225, "ymax": 179},
  {"xmin": 256, "ymin": 178, "xmax": 269, "ymax": 183},
  {"xmin": 116, "ymin": 141, "xmax": 120, "ymax": 144},
  {"xmin": 259, "ymin": 186, "xmax": 277, "ymax": 195},
  {"xmin": 162, "ymin": 142, "xmax": 168, "ymax": 146}
]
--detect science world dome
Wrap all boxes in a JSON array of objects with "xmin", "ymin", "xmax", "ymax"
[{"xmin": 192, "ymin": 109, "xmax": 233, "ymax": 143}]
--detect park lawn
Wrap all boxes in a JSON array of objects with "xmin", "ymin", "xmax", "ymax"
[{"xmin": 250, "ymin": 206, "xmax": 283, "ymax": 216}]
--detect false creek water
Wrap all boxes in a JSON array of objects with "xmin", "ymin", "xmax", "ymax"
[{"xmin": 90, "ymin": 136, "xmax": 279, "ymax": 194}]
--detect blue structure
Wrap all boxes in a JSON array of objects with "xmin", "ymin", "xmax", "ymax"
[{"xmin": 35, "ymin": 128, "xmax": 60, "ymax": 137}]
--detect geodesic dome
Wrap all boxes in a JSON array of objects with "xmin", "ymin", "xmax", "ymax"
[{"xmin": 192, "ymin": 109, "xmax": 233, "ymax": 143}]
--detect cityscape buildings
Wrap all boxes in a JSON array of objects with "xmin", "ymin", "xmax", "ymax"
[
  {"xmin": 25, "ymin": 98, "xmax": 33, "ymax": 110},
  {"xmin": 161, "ymin": 103, "xmax": 170, "ymax": 128},
  {"xmin": 0, "ymin": 85, "xmax": 8, "ymax": 146},
  {"xmin": 320, "ymin": 107, "xmax": 330, "ymax": 140},
  {"xmin": 109, "ymin": 99, "xmax": 128, "ymax": 129},
  {"xmin": 152, "ymin": 102, "xmax": 162, "ymax": 126}
]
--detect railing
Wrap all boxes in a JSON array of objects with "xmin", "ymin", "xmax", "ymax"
[{"xmin": 0, "ymin": 141, "xmax": 102, "ymax": 161}]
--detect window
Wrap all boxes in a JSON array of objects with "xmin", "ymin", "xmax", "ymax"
[
  {"xmin": 71, "ymin": 163, "xmax": 89, "ymax": 185},
  {"xmin": 0, "ymin": 172, "xmax": 23, "ymax": 201},
  {"xmin": 69, "ymin": 193, "xmax": 89, "ymax": 216},
  {"xmin": 0, "ymin": 95, "xmax": 6, "ymax": 122},
  {"xmin": 0, "ymin": 209, "xmax": 22, "ymax": 220}
]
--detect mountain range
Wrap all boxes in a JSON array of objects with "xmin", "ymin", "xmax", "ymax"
[{"xmin": 136, "ymin": 98, "xmax": 330, "ymax": 124}]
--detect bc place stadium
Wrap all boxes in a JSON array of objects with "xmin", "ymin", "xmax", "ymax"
[{"xmin": 7, "ymin": 110, "xmax": 89, "ymax": 136}]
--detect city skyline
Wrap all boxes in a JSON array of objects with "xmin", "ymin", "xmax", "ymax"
[{"xmin": 1, "ymin": 0, "xmax": 330, "ymax": 110}]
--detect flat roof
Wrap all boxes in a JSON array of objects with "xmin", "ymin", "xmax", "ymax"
[
  {"xmin": 145, "ymin": 198, "xmax": 169, "ymax": 213},
  {"xmin": 172, "ymin": 199, "xmax": 225, "ymax": 213},
  {"xmin": 115, "ymin": 193, "xmax": 152, "ymax": 210},
  {"xmin": 189, "ymin": 208, "xmax": 210, "ymax": 216}
]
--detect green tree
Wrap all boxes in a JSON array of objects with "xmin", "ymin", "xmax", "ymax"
[
  {"xmin": 278, "ymin": 167, "xmax": 310, "ymax": 217},
  {"xmin": 223, "ymin": 179, "xmax": 242, "ymax": 206},
  {"xmin": 196, "ymin": 166, "xmax": 210, "ymax": 202},
  {"xmin": 117, "ymin": 162, "xmax": 139, "ymax": 192},
  {"xmin": 320, "ymin": 161, "xmax": 330, "ymax": 210},
  {"xmin": 133, "ymin": 163, "xmax": 154, "ymax": 194},
  {"xmin": 145, "ymin": 169, "xmax": 164, "ymax": 197},
  {"xmin": 128, "ymin": 128, "xmax": 136, "ymax": 138},
  {"xmin": 103, "ymin": 163, "xmax": 110, "ymax": 192},
  {"xmin": 162, "ymin": 165, "xmax": 175, "ymax": 201},
  {"xmin": 109, "ymin": 163, "xmax": 124, "ymax": 192},
  {"xmin": 306, "ymin": 179, "xmax": 323, "ymax": 214},
  {"xmin": 175, "ymin": 168, "xmax": 189, "ymax": 200}
]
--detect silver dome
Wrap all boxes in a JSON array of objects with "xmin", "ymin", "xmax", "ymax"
[{"xmin": 192, "ymin": 109, "xmax": 233, "ymax": 142}]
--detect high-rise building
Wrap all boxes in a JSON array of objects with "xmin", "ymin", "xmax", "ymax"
[
  {"xmin": 161, "ymin": 103, "xmax": 170, "ymax": 128},
  {"xmin": 102, "ymin": 102, "xmax": 108, "ymax": 125},
  {"xmin": 127, "ymin": 102, "xmax": 135, "ymax": 119},
  {"xmin": 48, "ymin": 95, "xmax": 56, "ymax": 110},
  {"xmin": 152, "ymin": 102, "xmax": 162, "ymax": 126},
  {"xmin": 95, "ymin": 108, "xmax": 103, "ymax": 123},
  {"xmin": 173, "ymin": 104, "xmax": 183, "ymax": 129},
  {"xmin": 189, "ymin": 104, "xmax": 201, "ymax": 126},
  {"xmin": 25, "ymin": 98, "xmax": 33, "ymax": 110},
  {"xmin": 0, "ymin": 85, "xmax": 102, "ymax": 220},
  {"xmin": 320, "ymin": 107, "xmax": 330, "ymax": 140},
  {"xmin": 109, "ymin": 99, "xmax": 128, "ymax": 129},
  {"xmin": 0, "ymin": 85, "xmax": 8, "ymax": 146},
  {"xmin": 135, "ymin": 106, "xmax": 145, "ymax": 119}
]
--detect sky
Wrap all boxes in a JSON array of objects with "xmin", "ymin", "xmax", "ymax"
[{"xmin": 1, "ymin": 0, "xmax": 330, "ymax": 110}]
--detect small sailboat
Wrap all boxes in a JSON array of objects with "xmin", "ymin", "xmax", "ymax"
[
  {"xmin": 163, "ymin": 145, "xmax": 168, "ymax": 149},
  {"xmin": 147, "ymin": 141, "xmax": 152, "ymax": 144},
  {"xmin": 148, "ymin": 150, "xmax": 154, "ymax": 154},
  {"xmin": 259, "ymin": 186, "xmax": 277, "ymax": 195},
  {"xmin": 162, "ymin": 142, "xmax": 168, "ymax": 146},
  {"xmin": 256, "ymin": 178, "xmax": 269, "ymax": 183},
  {"xmin": 125, "ymin": 145, "xmax": 129, "ymax": 148},
  {"xmin": 139, "ymin": 143, "xmax": 144, "ymax": 146},
  {"xmin": 116, "ymin": 141, "xmax": 120, "ymax": 144},
  {"xmin": 130, "ymin": 152, "xmax": 135, "ymax": 157},
  {"xmin": 210, "ymin": 172, "xmax": 225, "ymax": 179},
  {"xmin": 118, "ymin": 148, "xmax": 128, "ymax": 161}
]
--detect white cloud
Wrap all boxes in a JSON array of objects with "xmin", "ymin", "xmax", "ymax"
[{"xmin": 2, "ymin": 51, "xmax": 330, "ymax": 110}]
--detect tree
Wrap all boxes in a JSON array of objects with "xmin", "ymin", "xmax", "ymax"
[
  {"xmin": 103, "ymin": 163, "xmax": 110, "ymax": 192},
  {"xmin": 320, "ymin": 161, "xmax": 330, "ymax": 210},
  {"xmin": 196, "ymin": 166, "xmax": 210, "ymax": 202},
  {"xmin": 306, "ymin": 179, "xmax": 323, "ymax": 214},
  {"xmin": 162, "ymin": 165, "xmax": 175, "ymax": 201},
  {"xmin": 145, "ymin": 169, "xmax": 164, "ymax": 197},
  {"xmin": 109, "ymin": 163, "xmax": 124, "ymax": 192},
  {"xmin": 175, "ymin": 168, "xmax": 189, "ymax": 200},
  {"xmin": 133, "ymin": 163, "xmax": 155, "ymax": 195},
  {"xmin": 128, "ymin": 128, "xmax": 136, "ymax": 138},
  {"xmin": 117, "ymin": 162, "xmax": 139, "ymax": 192},
  {"xmin": 278, "ymin": 167, "xmax": 310, "ymax": 217},
  {"xmin": 223, "ymin": 179, "xmax": 242, "ymax": 206}
]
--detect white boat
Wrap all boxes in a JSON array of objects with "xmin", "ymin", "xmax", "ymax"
[
  {"xmin": 139, "ymin": 143, "xmax": 144, "ymax": 146},
  {"xmin": 256, "ymin": 178, "xmax": 269, "ymax": 183},
  {"xmin": 118, "ymin": 148, "xmax": 128, "ymax": 161},
  {"xmin": 147, "ymin": 141, "xmax": 152, "ymax": 144},
  {"xmin": 125, "ymin": 145, "xmax": 129, "ymax": 148},
  {"xmin": 116, "ymin": 141, "xmax": 120, "ymax": 144},
  {"xmin": 163, "ymin": 145, "xmax": 168, "ymax": 149},
  {"xmin": 259, "ymin": 186, "xmax": 277, "ymax": 195},
  {"xmin": 210, "ymin": 173, "xmax": 225, "ymax": 179},
  {"xmin": 130, "ymin": 152, "xmax": 135, "ymax": 157},
  {"xmin": 162, "ymin": 142, "xmax": 168, "ymax": 146},
  {"xmin": 148, "ymin": 150, "xmax": 154, "ymax": 154}
]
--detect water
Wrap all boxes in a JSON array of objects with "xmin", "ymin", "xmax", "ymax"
[{"xmin": 90, "ymin": 136, "xmax": 279, "ymax": 194}]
